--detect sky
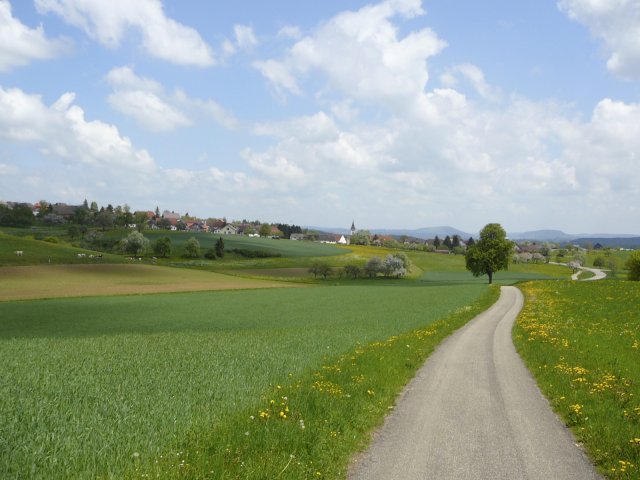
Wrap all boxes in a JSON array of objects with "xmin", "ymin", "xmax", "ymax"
[{"xmin": 1, "ymin": 0, "xmax": 639, "ymax": 234}]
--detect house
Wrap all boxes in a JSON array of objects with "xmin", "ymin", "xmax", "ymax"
[
  {"xmin": 52, "ymin": 203, "xmax": 80, "ymax": 220},
  {"xmin": 186, "ymin": 221, "xmax": 207, "ymax": 232},
  {"xmin": 162, "ymin": 210, "xmax": 181, "ymax": 226},
  {"xmin": 317, "ymin": 234, "xmax": 347, "ymax": 244},
  {"xmin": 214, "ymin": 224, "xmax": 239, "ymax": 235},
  {"xmin": 290, "ymin": 233, "xmax": 305, "ymax": 241}
]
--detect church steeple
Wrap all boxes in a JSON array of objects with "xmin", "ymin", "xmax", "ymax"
[{"xmin": 351, "ymin": 220, "xmax": 356, "ymax": 235}]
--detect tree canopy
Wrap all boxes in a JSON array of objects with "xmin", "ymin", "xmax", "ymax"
[{"xmin": 464, "ymin": 223, "xmax": 513, "ymax": 284}]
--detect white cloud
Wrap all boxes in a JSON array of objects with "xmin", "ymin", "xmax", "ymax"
[
  {"xmin": 0, "ymin": 85, "xmax": 155, "ymax": 172},
  {"xmin": 253, "ymin": 112, "xmax": 339, "ymax": 143},
  {"xmin": 254, "ymin": 0, "xmax": 446, "ymax": 111},
  {"xmin": 105, "ymin": 66, "xmax": 237, "ymax": 131},
  {"xmin": 0, "ymin": 0, "xmax": 70, "ymax": 71},
  {"xmin": 234, "ymin": 24, "xmax": 257, "ymax": 50},
  {"xmin": 440, "ymin": 64, "xmax": 499, "ymax": 100},
  {"xmin": 35, "ymin": 0, "xmax": 214, "ymax": 66},
  {"xmin": 107, "ymin": 89, "xmax": 192, "ymax": 132},
  {"xmin": 558, "ymin": 0, "xmax": 640, "ymax": 79},
  {"xmin": 253, "ymin": 59, "xmax": 302, "ymax": 97},
  {"xmin": 277, "ymin": 25, "xmax": 302, "ymax": 40}
]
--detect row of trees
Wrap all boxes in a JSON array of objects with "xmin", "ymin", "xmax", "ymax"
[
  {"xmin": 309, "ymin": 252, "xmax": 411, "ymax": 280},
  {"xmin": 119, "ymin": 232, "xmax": 225, "ymax": 259}
]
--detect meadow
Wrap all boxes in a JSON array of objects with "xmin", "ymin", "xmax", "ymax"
[
  {"xmin": 0, "ymin": 229, "xmax": 579, "ymax": 479},
  {"xmin": 0, "ymin": 283, "xmax": 496, "ymax": 479},
  {"xmin": 514, "ymin": 280, "xmax": 640, "ymax": 479}
]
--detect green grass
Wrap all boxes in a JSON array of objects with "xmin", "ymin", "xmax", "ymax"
[
  {"xmin": 0, "ymin": 231, "xmax": 123, "ymax": 266},
  {"xmin": 514, "ymin": 280, "xmax": 640, "ymax": 479},
  {"xmin": 0, "ymin": 283, "xmax": 494, "ymax": 479}
]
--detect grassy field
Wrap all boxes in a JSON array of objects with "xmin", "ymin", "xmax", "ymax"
[
  {"xmin": 0, "ymin": 232, "xmax": 123, "ymax": 266},
  {"xmin": 514, "ymin": 280, "xmax": 640, "ymax": 479},
  {"xmin": 0, "ymin": 264, "xmax": 298, "ymax": 301},
  {"xmin": 0, "ymin": 283, "xmax": 496, "ymax": 479}
]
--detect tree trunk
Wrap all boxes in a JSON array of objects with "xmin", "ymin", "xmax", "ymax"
[{"xmin": 488, "ymin": 271, "xmax": 493, "ymax": 284}]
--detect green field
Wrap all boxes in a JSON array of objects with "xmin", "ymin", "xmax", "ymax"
[
  {"xmin": 0, "ymin": 283, "xmax": 494, "ymax": 479},
  {"xmin": 514, "ymin": 280, "xmax": 640, "ymax": 479},
  {"xmin": 0, "ymin": 232, "xmax": 123, "ymax": 266},
  {"xmin": 106, "ymin": 230, "xmax": 349, "ymax": 258}
]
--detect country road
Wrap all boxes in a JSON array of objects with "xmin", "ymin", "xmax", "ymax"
[{"xmin": 348, "ymin": 286, "xmax": 602, "ymax": 480}]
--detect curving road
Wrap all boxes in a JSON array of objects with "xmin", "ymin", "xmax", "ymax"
[
  {"xmin": 571, "ymin": 266, "xmax": 607, "ymax": 281},
  {"xmin": 348, "ymin": 286, "xmax": 602, "ymax": 480}
]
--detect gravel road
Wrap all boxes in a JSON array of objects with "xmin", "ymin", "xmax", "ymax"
[{"xmin": 348, "ymin": 286, "xmax": 602, "ymax": 480}]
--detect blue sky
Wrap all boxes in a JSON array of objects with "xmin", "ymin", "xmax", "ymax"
[{"xmin": 1, "ymin": 0, "xmax": 639, "ymax": 234}]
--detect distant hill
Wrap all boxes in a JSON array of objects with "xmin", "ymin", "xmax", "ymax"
[
  {"xmin": 508, "ymin": 230, "xmax": 576, "ymax": 242},
  {"xmin": 371, "ymin": 226, "xmax": 472, "ymax": 240},
  {"xmin": 305, "ymin": 225, "xmax": 472, "ymax": 240},
  {"xmin": 571, "ymin": 237, "xmax": 640, "ymax": 249},
  {"xmin": 306, "ymin": 225, "xmax": 639, "ymax": 246}
]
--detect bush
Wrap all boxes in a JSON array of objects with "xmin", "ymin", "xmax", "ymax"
[
  {"xmin": 204, "ymin": 248, "xmax": 217, "ymax": 259},
  {"xmin": 308, "ymin": 261, "xmax": 331, "ymax": 279},
  {"xmin": 184, "ymin": 237, "xmax": 200, "ymax": 258},
  {"xmin": 344, "ymin": 264, "xmax": 362, "ymax": 279},
  {"xmin": 42, "ymin": 236, "xmax": 59, "ymax": 244},
  {"xmin": 593, "ymin": 256, "xmax": 605, "ymax": 268},
  {"xmin": 153, "ymin": 237, "xmax": 172, "ymax": 258},
  {"xmin": 121, "ymin": 231, "xmax": 149, "ymax": 256},
  {"xmin": 625, "ymin": 251, "xmax": 640, "ymax": 281}
]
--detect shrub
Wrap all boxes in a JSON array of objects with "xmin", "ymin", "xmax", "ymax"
[
  {"xmin": 592, "ymin": 256, "xmax": 605, "ymax": 268},
  {"xmin": 625, "ymin": 251, "xmax": 640, "ymax": 281},
  {"xmin": 42, "ymin": 236, "xmax": 59, "ymax": 244},
  {"xmin": 204, "ymin": 248, "xmax": 217, "ymax": 260},
  {"xmin": 183, "ymin": 237, "xmax": 200, "ymax": 258}
]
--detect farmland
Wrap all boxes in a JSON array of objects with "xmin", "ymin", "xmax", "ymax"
[
  {"xmin": 0, "ymin": 229, "xmax": 584, "ymax": 479},
  {"xmin": 0, "ymin": 283, "xmax": 495, "ymax": 479},
  {"xmin": 514, "ymin": 281, "xmax": 640, "ymax": 479}
]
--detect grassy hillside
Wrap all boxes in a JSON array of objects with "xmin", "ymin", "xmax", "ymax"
[{"xmin": 0, "ymin": 231, "xmax": 122, "ymax": 266}]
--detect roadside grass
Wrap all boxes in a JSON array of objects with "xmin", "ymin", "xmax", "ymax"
[
  {"xmin": 0, "ymin": 232, "xmax": 122, "ymax": 266},
  {"xmin": 514, "ymin": 280, "xmax": 640, "ymax": 479},
  {"xmin": 0, "ymin": 283, "xmax": 493, "ymax": 479},
  {"xmin": 0, "ymin": 264, "xmax": 297, "ymax": 301}
]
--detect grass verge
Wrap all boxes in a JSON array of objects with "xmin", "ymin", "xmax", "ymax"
[{"xmin": 514, "ymin": 280, "xmax": 640, "ymax": 479}]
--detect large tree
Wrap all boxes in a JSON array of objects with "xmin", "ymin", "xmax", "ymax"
[{"xmin": 465, "ymin": 223, "xmax": 513, "ymax": 284}]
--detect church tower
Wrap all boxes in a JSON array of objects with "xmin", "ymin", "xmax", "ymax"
[{"xmin": 351, "ymin": 220, "xmax": 356, "ymax": 236}]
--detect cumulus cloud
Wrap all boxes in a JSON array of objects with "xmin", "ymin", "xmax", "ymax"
[
  {"xmin": 0, "ymin": 0, "xmax": 70, "ymax": 71},
  {"xmin": 35, "ymin": 0, "xmax": 214, "ymax": 66},
  {"xmin": 105, "ymin": 66, "xmax": 237, "ymax": 131},
  {"xmin": 0, "ymin": 85, "xmax": 155, "ymax": 171},
  {"xmin": 558, "ymin": 0, "xmax": 640, "ymax": 79},
  {"xmin": 254, "ymin": 0, "xmax": 446, "ymax": 111}
]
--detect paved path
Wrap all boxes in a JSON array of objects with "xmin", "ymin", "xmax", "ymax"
[
  {"xmin": 348, "ymin": 286, "xmax": 602, "ymax": 480},
  {"xmin": 571, "ymin": 266, "xmax": 607, "ymax": 281}
]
